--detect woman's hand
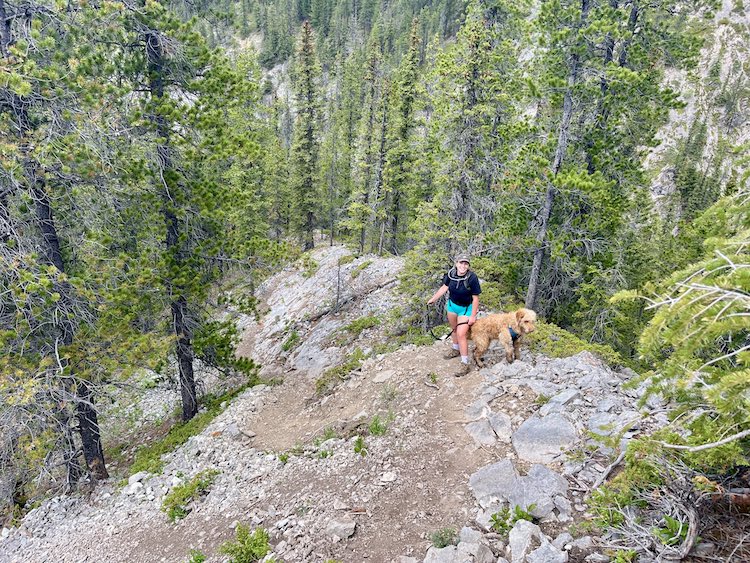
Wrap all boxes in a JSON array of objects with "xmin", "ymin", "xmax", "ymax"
[{"xmin": 468, "ymin": 315, "xmax": 477, "ymax": 326}]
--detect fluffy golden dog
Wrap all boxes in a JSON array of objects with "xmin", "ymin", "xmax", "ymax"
[{"xmin": 468, "ymin": 308, "xmax": 537, "ymax": 367}]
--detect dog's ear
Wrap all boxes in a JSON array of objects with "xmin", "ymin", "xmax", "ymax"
[{"xmin": 515, "ymin": 309, "xmax": 524, "ymax": 323}]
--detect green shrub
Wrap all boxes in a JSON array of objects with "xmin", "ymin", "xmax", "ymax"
[
  {"xmin": 429, "ymin": 527, "xmax": 458, "ymax": 548},
  {"xmin": 611, "ymin": 549, "xmax": 638, "ymax": 563},
  {"xmin": 490, "ymin": 504, "xmax": 537, "ymax": 538},
  {"xmin": 130, "ymin": 385, "xmax": 249, "ymax": 475},
  {"xmin": 315, "ymin": 348, "xmax": 366, "ymax": 395},
  {"xmin": 354, "ymin": 435, "xmax": 367, "ymax": 456},
  {"xmin": 368, "ymin": 413, "xmax": 392, "ymax": 436},
  {"xmin": 299, "ymin": 254, "xmax": 318, "ymax": 278},
  {"xmin": 527, "ymin": 320, "xmax": 625, "ymax": 368},
  {"xmin": 333, "ymin": 316, "xmax": 380, "ymax": 345},
  {"xmin": 653, "ymin": 514, "xmax": 689, "ymax": 547},
  {"xmin": 350, "ymin": 260, "xmax": 372, "ymax": 278},
  {"xmin": 162, "ymin": 469, "xmax": 220, "ymax": 522},
  {"xmin": 186, "ymin": 549, "xmax": 206, "ymax": 563},
  {"xmin": 338, "ymin": 254, "xmax": 355, "ymax": 266},
  {"xmin": 219, "ymin": 524, "xmax": 274, "ymax": 563},
  {"xmin": 281, "ymin": 330, "xmax": 300, "ymax": 351}
]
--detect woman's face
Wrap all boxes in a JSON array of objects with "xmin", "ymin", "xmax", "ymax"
[{"xmin": 455, "ymin": 261, "xmax": 470, "ymax": 275}]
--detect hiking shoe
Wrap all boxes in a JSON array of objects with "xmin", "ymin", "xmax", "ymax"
[
  {"xmin": 443, "ymin": 348, "xmax": 460, "ymax": 360},
  {"xmin": 455, "ymin": 362, "xmax": 471, "ymax": 377}
]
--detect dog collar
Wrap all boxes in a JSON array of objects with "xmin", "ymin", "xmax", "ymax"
[{"xmin": 509, "ymin": 326, "xmax": 520, "ymax": 341}]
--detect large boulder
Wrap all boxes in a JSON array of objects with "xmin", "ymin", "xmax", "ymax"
[{"xmin": 512, "ymin": 414, "xmax": 577, "ymax": 463}]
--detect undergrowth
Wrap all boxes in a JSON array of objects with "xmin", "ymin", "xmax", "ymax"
[
  {"xmin": 527, "ymin": 320, "xmax": 626, "ymax": 369},
  {"xmin": 161, "ymin": 469, "xmax": 220, "ymax": 522},
  {"xmin": 315, "ymin": 348, "xmax": 366, "ymax": 395},
  {"xmin": 128, "ymin": 384, "xmax": 251, "ymax": 475},
  {"xmin": 219, "ymin": 524, "xmax": 275, "ymax": 563},
  {"xmin": 490, "ymin": 504, "xmax": 536, "ymax": 538},
  {"xmin": 350, "ymin": 260, "xmax": 372, "ymax": 278},
  {"xmin": 332, "ymin": 315, "xmax": 380, "ymax": 345},
  {"xmin": 429, "ymin": 527, "xmax": 458, "ymax": 548}
]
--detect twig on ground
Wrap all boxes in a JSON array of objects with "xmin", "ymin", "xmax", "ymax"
[{"xmin": 590, "ymin": 450, "xmax": 626, "ymax": 491}]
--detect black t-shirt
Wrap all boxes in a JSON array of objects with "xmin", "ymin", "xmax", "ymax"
[{"xmin": 442, "ymin": 269, "xmax": 481, "ymax": 306}]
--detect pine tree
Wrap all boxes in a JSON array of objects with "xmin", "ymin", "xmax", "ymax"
[
  {"xmin": 290, "ymin": 21, "xmax": 323, "ymax": 250},
  {"xmin": 345, "ymin": 46, "xmax": 382, "ymax": 254},
  {"xmin": 116, "ymin": 1, "xmax": 262, "ymax": 421},
  {"xmin": 381, "ymin": 18, "xmax": 421, "ymax": 254},
  {"xmin": 0, "ymin": 0, "xmax": 119, "ymax": 492}
]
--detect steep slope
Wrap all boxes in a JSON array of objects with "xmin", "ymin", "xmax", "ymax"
[{"xmin": 0, "ymin": 246, "xmax": 667, "ymax": 563}]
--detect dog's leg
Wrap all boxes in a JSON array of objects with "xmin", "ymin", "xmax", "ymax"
[
  {"xmin": 498, "ymin": 331, "xmax": 514, "ymax": 364},
  {"xmin": 473, "ymin": 334, "xmax": 490, "ymax": 368},
  {"xmin": 513, "ymin": 338, "xmax": 522, "ymax": 361}
]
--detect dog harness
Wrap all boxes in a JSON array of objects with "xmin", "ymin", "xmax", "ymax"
[{"xmin": 509, "ymin": 326, "xmax": 520, "ymax": 341}]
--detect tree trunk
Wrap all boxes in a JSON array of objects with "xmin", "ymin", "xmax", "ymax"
[
  {"xmin": 146, "ymin": 29, "xmax": 199, "ymax": 421},
  {"xmin": 526, "ymin": 0, "xmax": 590, "ymax": 310},
  {"xmin": 371, "ymin": 81, "xmax": 389, "ymax": 254},
  {"xmin": 76, "ymin": 380, "xmax": 108, "ymax": 480}
]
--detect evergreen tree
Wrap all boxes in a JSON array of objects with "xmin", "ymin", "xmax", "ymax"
[
  {"xmin": 381, "ymin": 18, "xmax": 421, "ymax": 254},
  {"xmin": 290, "ymin": 21, "xmax": 323, "ymax": 250}
]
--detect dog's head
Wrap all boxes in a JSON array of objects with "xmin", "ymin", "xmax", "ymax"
[{"xmin": 515, "ymin": 308, "xmax": 537, "ymax": 334}]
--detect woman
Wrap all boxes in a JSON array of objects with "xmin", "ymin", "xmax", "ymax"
[{"xmin": 427, "ymin": 254, "xmax": 481, "ymax": 375}]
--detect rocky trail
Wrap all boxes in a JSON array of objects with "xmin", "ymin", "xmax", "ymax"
[{"xmin": 0, "ymin": 247, "xmax": 664, "ymax": 563}]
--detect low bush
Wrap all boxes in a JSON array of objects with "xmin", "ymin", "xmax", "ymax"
[
  {"xmin": 129, "ymin": 385, "xmax": 248, "ymax": 475},
  {"xmin": 219, "ymin": 524, "xmax": 275, "ymax": 563},
  {"xmin": 526, "ymin": 320, "xmax": 625, "ymax": 368},
  {"xmin": 315, "ymin": 348, "xmax": 366, "ymax": 395},
  {"xmin": 161, "ymin": 469, "xmax": 220, "ymax": 522}
]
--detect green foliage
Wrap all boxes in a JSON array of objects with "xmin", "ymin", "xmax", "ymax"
[
  {"xmin": 535, "ymin": 394, "xmax": 550, "ymax": 406},
  {"xmin": 219, "ymin": 524, "xmax": 273, "ymax": 563},
  {"xmin": 193, "ymin": 320, "xmax": 259, "ymax": 378},
  {"xmin": 333, "ymin": 316, "xmax": 380, "ymax": 344},
  {"xmin": 350, "ymin": 260, "xmax": 373, "ymax": 278},
  {"xmin": 187, "ymin": 549, "xmax": 206, "ymax": 563},
  {"xmin": 298, "ymin": 253, "xmax": 320, "ymax": 278},
  {"xmin": 129, "ymin": 386, "xmax": 248, "ymax": 475},
  {"xmin": 653, "ymin": 515, "xmax": 689, "ymax": 547},
  {"xmin": 637, "ymin": 191, "xmax": 750, "ymax": 472},
  {"xmin": 527, "ymin": 321, "xmax": 625, "ymax": 368},
  {"xmin": 354, "ymin": 435, "xmax": 367, "ymax": 456},
  {"xmin": 490, "ymin": 504, "xmax": 537, "ymax": 538},
  {"xmin": 314, "ymin": 426, "xmax": 338, "ymax": 445},
  {"xmin": 315, "ymin": 348, "xmax": 366, "ymax": 395},
  {"xmin": 282, "ymin": 330, "xmax": 301, "ymax": 352},
  {"xmin": 368, "ymin": 413, "xmax": 393, "ymax": 436},
  {"xmin": 429, "ymin": 527, "xmax": 458, "ymax": 548},
  {"xmin": 338, "ymin": 255, "xmax": 355, "ymax": 266},
  {"xmin": 611, "ymin": 550, "xmax": 638, "ymax": 563},
  {"xmin": 162, "ymin": 470, "xmax": 220, "ymax": 522}
]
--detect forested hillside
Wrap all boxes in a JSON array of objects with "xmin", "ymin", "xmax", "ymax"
[{"xmin": 1, "ymin": 0, "xmax": 748, "ymax": 559}]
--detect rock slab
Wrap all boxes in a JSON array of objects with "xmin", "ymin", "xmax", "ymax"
[{"xmin": 512, "ymin": 414, "xmax": 577, "ymax": 463}]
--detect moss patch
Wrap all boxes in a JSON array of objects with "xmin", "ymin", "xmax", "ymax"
[{"xmin": 527, "ymin": 321, "xmax": 625, "ymax": 368}]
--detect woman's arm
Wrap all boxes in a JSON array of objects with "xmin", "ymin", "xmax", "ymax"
[
  {"xmin": 427, "ymin": 285, "xmax": 449, "ymax": 305},
  {"xmin": 468, "ymin": 294, "xmax": 479, "ymax": 325}
]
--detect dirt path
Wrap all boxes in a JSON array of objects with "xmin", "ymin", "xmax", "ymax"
[{"xmin": 229, "ymin": 340, "xmax": 504, "ymax": 561}]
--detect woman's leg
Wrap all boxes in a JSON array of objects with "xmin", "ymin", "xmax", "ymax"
[
  {"xmin": 456, "ymin": 316, "xmax": 470, "ymax": 358},
  {"xmin": 447, "ymin": 312, "xmax": 458, "ymax": 346}
]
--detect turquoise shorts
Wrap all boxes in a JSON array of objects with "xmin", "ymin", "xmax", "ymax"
[{"xmin": 447, "ymin": 299, "xmax": 473, "ymax": 317}]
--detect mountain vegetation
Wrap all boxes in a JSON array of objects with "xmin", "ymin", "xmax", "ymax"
[{"xmin": 0, "ymin": 0, "xmax": 748, "ymax": 556}]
